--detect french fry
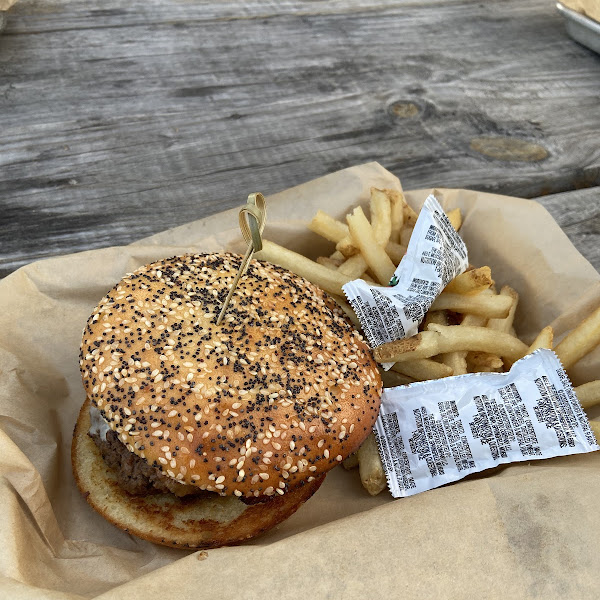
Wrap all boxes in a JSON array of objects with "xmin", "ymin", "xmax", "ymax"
[
  {"xmin": 374, "ymin": 324, "xmax": 529, "ymax": 364},
  {"xmin": 336, "ymin": 235, "xmax": 359, "ymax": 257},
  {"xmin": 487, "ymin": 286, "xmax": 519, "ymax": 333},
  {"xmin": 440, "ymin": 312, "xmax": 486, "ymax": 375},
  {"xmin": 462, "ymin": 313, "xmax": 487, "ymax": 327},
  {"xmin": 575, "ymin": 380, "xmax": 600, "ymax": 409},
  {"xmin": 358, "ymin": 433, "xmax": 387, "ymax": 496},
  {"xmin": 386, "ymin": 188, "xmax": 405, "ymax": 244},
  {"xmin": 444, "ymin": 267, "xmax": 493, "ymax": 295},
  {"xmin": 466, "ymin": 351, "xmax": 504, "ymax": 371},
  {"xmin": 403, "ymin": 203, "xmax": 418, "ymax": 228},
  {"xmin": 466, "ymin": 289, "xmax": 503, "ymax": 369},
  {"xmin": 308, "ymin": 210, "xmax": 349, "ymax": 243},
  {"xmin": 528, "ymin": 326, "xmax": 554, "ymax": 353},
  {"xmin": 256, "ymin": 240, "xmax": 352, "ymax": 296},
  {"xmin": 441, "ymin": 351, "xmax": 468, "ymax": 375},
  {"xmin": 470, "ymin": 365, "xmax": 498, "ymax": 373},
  {"xmin": 338, "ymin": 253, "xmax": 368, "ymax": 279},
  {"xmin": 424, "ymin": 310, "xmax": 448, "ymax": 327},
  {"xmin": 385, "ymin": 241, "xmax": 407, "ymax": 265},
  {"xmin": 346, "ymin": 206, "xmax": 396, "ymax": 285},
  {"xmin": 430, "ymin": 292, "xmax": 512, "ymax": 319},
  {"xmin": 316, "ymin": 256, "xmax": 343, "ymax": 270},
  {"xmin": 342, "ymin": 453, "xmax": 359, "ymax": 470},
  {"xmin": 446, "ymin": 207, "xmax": 462, "ymax": 231},
  {"xmin": 400, "ymin": 226, "xmax": 414, "ymax": 247},
  {"xmin": 554, "ymin": 304, "xmax": 600, "ymax": 369},
  {"xmin": 391, "ymin": 358, "xmax": 453, "ymax": 381},
  {"xmin": 379, "ymin": 369, "xmax": 415, "ymax": 388},
  {"xmin": 296, "ymin": 190, "xmax": 600, "ymax": 501},
  {"xmin": 370, "ymin": 188, "xmax": 392, "ymax": 246}
]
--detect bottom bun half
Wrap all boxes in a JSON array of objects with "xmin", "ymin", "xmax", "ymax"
[{"xmin": 72, "ymin": 398, "xmax": 325, "ymax": 549}]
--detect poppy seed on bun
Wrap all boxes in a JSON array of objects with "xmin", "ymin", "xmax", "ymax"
[
  {"xmin": 74, "ymin": 252, "xmax": 382, "ymax": 546},
  {"xmin": 72, "ymin": 397, "xmax": 326, "ymax": 549}
]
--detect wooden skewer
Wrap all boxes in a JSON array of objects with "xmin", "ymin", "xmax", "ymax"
[{"xmin": 216, "ymin": 192, "xmax": 266, "ymax": 325}]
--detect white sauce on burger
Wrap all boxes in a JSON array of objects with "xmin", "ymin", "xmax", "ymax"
[{"xmin": 89, "ymin": 405, "xmax": 111, "ymax": 441}]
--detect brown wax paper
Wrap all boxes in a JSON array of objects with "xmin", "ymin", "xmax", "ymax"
[
  {"xmin": 0, "ymin": 0, "xmax": 18, "ymax": 11},
  {"xmin": 1, "ymin": 162, "xmax": 599, "ymax": 600},
  {"xmin": 561, "ymin": 0, "xmax": 600, "ymax": 23}
]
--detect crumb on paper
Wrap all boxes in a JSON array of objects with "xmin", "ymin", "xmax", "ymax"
[{"xmin": 197, "ymin": 550, "xmax": 208, "ymax": 561}]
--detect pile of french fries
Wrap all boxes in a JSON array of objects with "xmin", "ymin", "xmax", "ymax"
[{"xmin": 255, "ymin": 186, "xmax": 600, "ymax": 496}]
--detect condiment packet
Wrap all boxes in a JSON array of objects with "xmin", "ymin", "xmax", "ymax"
[
  {"xmin": 342, "ymin": 195, "xmax": 468, "ymax": 359},
  {"xmin": 375, "ymin": 349, "xmax": 599, "ymax": 498}
]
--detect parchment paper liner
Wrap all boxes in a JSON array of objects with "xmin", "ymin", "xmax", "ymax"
[
  {"xmin": 0, "ymin": 0, "xmax": 18, "ymax": 12},
  {"xmin": 561, "ymin": 0, "xmax": 600, "ymax": 23},
  {"xmin": 1, "ymin": 163, "xmax": 599, "ymax": 599}
]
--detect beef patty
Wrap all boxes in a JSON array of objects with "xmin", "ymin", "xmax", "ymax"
[
  {"xmin": 89, "ymin": 428, "xmax": 278, "ymax": 505},
  {"xmin": 89, "ymin": 429, "xmax": 205, "ymax": 497}
]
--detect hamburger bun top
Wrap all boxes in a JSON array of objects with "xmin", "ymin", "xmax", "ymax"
[{"xmin": 80, "ymin": 253, "xmax": 381, "ymax": 498}]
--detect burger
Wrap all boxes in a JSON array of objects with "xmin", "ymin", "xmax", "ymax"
[{"xmin": 72, "ymin": 252, "xmax": 382, "ymax": 548}]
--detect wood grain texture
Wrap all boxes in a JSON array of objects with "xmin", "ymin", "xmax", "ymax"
[
  {"xmin": 0, "ymin": 0, "xmax": 599, "ymax": 278},
  {"xmin": 536, "ymin": 186, "xmax": 600, "ymax": 272}
]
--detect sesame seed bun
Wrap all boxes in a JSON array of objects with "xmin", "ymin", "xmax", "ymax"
[
  {"xmin": 72, "ymin": 397, "xmax": 325, "ymax": 549},
  {"xmin": 79, "ymin": 252, "xmax": 381, "ymax": 500}
]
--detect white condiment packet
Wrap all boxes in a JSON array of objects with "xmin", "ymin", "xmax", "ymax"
[
  {"xmin": 342, "ymin": 195, "xmax": 468, "ymax": 358},
  {"xmin": 374, "ymin": 349, "xmax": 599, "ymax": 498}
]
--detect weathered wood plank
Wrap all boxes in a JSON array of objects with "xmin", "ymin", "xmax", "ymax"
[
  {"xmin": 536, "ymin": 186, "xmax": 600, "ymax": 273},
  {"xmin": 0, "ymin": 0, "xmax": 599, "ymax": 277}
]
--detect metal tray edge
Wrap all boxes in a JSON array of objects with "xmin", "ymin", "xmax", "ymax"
[{"xmin": 557, "ymin": 2, "xmax": 600, "ymax": 54}]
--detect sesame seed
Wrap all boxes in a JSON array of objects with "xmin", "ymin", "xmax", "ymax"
[{"xmin": 81, "ymin": 252, "xmax": 381, "ymax": 498}]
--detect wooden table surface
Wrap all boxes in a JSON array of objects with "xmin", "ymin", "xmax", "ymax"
[{"xmin": 1, "ymin": 0, "xmax": 599, "ymax": 279}]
